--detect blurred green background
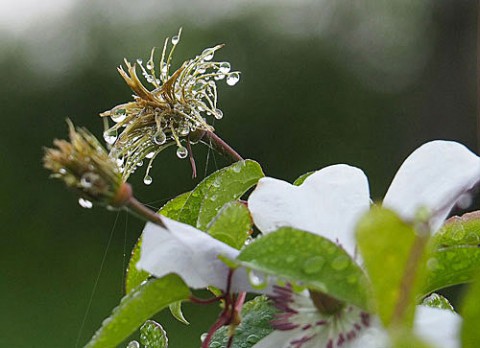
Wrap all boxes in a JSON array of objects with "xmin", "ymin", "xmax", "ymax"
[{"xmin": 1, "ymin": 1, "xmax": 477, "ymax": 347}]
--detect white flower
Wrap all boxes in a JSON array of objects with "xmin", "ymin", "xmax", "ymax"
[
  {"xmin": 247, "ymin": 140, "xmax": 480, "ymax": 348},
  {"xmin": 136, "ymin": 216, "xmax": 252, "ymax": 292}
]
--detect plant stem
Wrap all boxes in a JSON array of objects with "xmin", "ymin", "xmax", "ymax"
[
  {"xmin": 125, "ymin": 196, "xmax": 166, "ymax": 227},
  {"xmin": 203, "ymin": 130, "xmax": 244, "ymax": 162}
]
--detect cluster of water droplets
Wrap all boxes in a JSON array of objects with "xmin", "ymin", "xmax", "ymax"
[{"xmin": 101, "ymin": 29, "xmax": 241, "ymax": 185}]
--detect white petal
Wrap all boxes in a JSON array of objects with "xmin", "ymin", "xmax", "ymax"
[
  {"xmin": 350, "ymin": 326, "xmax": 390, "ymax": 348},
  {"xmin": 383, "ymin": 141, "xmax": 480, "ymax": 232},
  {"xmin": 414, "ymin": 306, "xmax": 461, "ymax": 348},
  {"xmin": 251, "ymin": 330, "xmax": 300, "ymax": 348},
  {"xmin": 137, "ymin": 217, "xmax": 249, "ymax": 291},
  {"xmin": 248, "ymin": 164, "xmax": 370, "ymax": 256}
]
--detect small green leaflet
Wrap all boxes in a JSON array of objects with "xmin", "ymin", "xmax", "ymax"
[
  {"xmin": 237, "ymin": 227, "xmax": 369, "ymax": 309},
  {"xmin": 424, "ymin": 211, "xmax": 480, "ymax": 295},
  {"xmin": 209, "ymin": 296, "xmax": 277, "ymax": 348},
  {"xmin": 85, "ymin": 275, "xmax": 190, "ymax": 348},
  {"xmin": 207, "ymin": 201, "xmax": 252, "ymax": 250},
  {"xmin": 293, "ymin": 171, "xmax": 314, "ymax": 186}
]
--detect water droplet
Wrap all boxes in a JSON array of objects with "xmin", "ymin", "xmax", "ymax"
[
  {"xmin": 145, "ymin": 151, "xmax": 155, "ymax": 159},
  {"xmin": 331, "ymin": 255, "xmax": 349, "ymax": 271},
  {"xmin": 219, "ymin": 62, "xmax": 231, "ymax": 74},
  {"xmin": 232, "ymin": 164, "xmax": 241, "ymax": 173},
  {"xmin": 126, "ymin": 341, "xmax": 140, "ymax": 348},
  {"xmin": 59, "ymin": 168, "xmax": 67, "ymax": 175},
  {"xmin": 80, "ymin": 172, "xmax": 98, "ymax": 188},
  {"xmin": 202, "ymin": 48, "xmax": 214, "ymax": 61},
  {"xmin": 161, "ymin": 63, "xmax": 168, "ymax": 73},
  {"xmin": 200, "ymin": 333, "xmax": 208, "ymax": 342},
  {"xmin": 116, "ymin": 157, "xmax": 124, "ymax": 167},
  {"xmin": 177, "ymin": 123, "xmax": 190, "ymax": 136},
  {"xmin": 248, "ymin": 270, "xmax": 268, "ymax": 290},
  {"xmin": 210, "ymin": 195, "xmax": 217, "ymax": 201},
  {"xmin": 196, "ymin": 66, "xmax": 206, "ymax": 74},
  {"xmin": 143, "ymin": 175, "xmax": 153, "ymax": 185},
  {"xmin": 226, "ymin": 72, "xmax": 240, "ymax": 86},
  {"xmin": 176, "ymin": 146, "xmax": 188, "ymax": 159},
  {"xmin": 246, "ymin": 335, "xmax": 260, "ymax": 344},
  {"xmin": 111, "ymin": 111, "xmax": 126, "ymax": 123},
  {"xmin": 171, "ymin": 35, "xmax": 180, "ymax": 45},
  {"xmin": 214, "ymin": 74, "xmax": 225, "ymax": 80},
  {"xmin": 213, "ymin": 108, "xmax": 223, "ymax": 119},
  {"xmin": 78, "ymin": 198, "xmax": 93, "ymax": 209},
  {"xmin": 153, "ymin": 130, "xmax": 166, "ymax": 145},
  {"xmin": 136, "ymin": 59, "xmax": 143, "ymax": 65},
  {"xmin": 303, "ymin": 256, "xmax": 325, "ymax": 274},
  {"xmin": 103, "ymin": 129, "xmax": 118, "ymax": 145},
  {"xmin": 146, "ymin": 61, "xmax": 154, "ymax": 70}
]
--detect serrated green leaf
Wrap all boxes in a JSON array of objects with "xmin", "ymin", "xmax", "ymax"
[
  {"xmin": 168, "ymin": 301, "xmax": 189, "ymax": 325},
  {"xmin": 293, "ymin": 171, "xmax": 314, "ymax": 186},
  {"xmin": 423, "ymin": 212, "xmax": 480, "ymax": 295},
  {"xmin": 139, "ymin": 320, "xmax": 168, "ymax": 348},
  {"xmin": 85, "ymin": 274, "xmax": 190, "ymax": 348},
  {"xmin": 356, "ymin": 208, "xmax": 427, "ymax": 328},
  {"xmin": 207, "ymin": 201, "xmax": 252, "ymax": 249},
  {"xmin": 461, "ymin": 274, "xmax": 480, "ymax": 348},
  {"xmin": 179, "ymin": 160, "xmax": 263, "ymax": 230},
  {"xmin": 125, "ymin": 192, "xmax": 191, "ymax": 294},
  {"xmin": 209, "ymin": 296, "xmax": 277, "ymax": 348},
  {"xmin": 237, "ymin": 227, "xmax": 369, "ymax": 309}
]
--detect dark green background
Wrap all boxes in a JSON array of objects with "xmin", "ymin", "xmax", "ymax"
[{"xmin": 1, "ymin": 1, "xmax": 477, "ymax": 347}]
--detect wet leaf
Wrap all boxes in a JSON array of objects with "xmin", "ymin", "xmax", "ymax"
[
  {"xmin": 237, "ymin": 227, "xmax": 369, "ymax": 309},
  {"xmin": 356, "ymin": 208, "xmax": 427, "ymax": 327},
  {"xmin": 85, "ymin": 274, "xmax": 190, "ymax": 348},
  {"xmin": 207, "ymin": 201, "xmax": 252, "ymax": 249}
]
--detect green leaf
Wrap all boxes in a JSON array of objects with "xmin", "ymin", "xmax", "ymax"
[
  {"xmin": 125, "ymin": 192, "xmax": 191, "ymax": 294},
  {"xmin": 461, "ymin": 275, "xmax": 480, "ymax": 348},
  {"xmin": 168, "ymin": 301, "xmax": 189, "ymax": 325},
  {"xmin": 179, "ymin": 160, "xmax": 264, "ymax": 229},
  {"xmin": 237, "ymin": 227, "xmax": 369, "ymax": 309},
  {"xmin": 86, "ymin": 274, "xmax": 190, "ymax": 348},
  {"xmin": 423, "ymin": 212, "xmax": 480, "ymax": 295},
  {"xmin": 293, "ymin": 171, "xmax": 314, "ymax": 186},
  {"xmin": 139, "ymin": 320, "xmax": 168, "ymax": 348},
  {"xmin": 207, "ymin": 201, "xmax": 252, "ymax": 249},
  {"xmin": 356, "ymin": 208, "xmax": 427, "ymax": 327},
  {"xmin": 209, "ymin": 296, "xmax": 277, "ymax": 348}
]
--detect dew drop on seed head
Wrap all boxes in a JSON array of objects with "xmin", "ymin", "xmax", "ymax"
[
  {"xmin": 153, "ymin": 130, "xmax": 166, "ymax": 145},
  {"xmin": 219, "ymin": 62, "xmax": 231, "ymax": 74},
  {"xmin": 143, "ymin": 175, "xmax": 153, "ymax": 185},
  {"xmin": 202, "ymin": 48, "xmax": 214, "ymax": 61},
  {"xmin": 103, "ymin": 129, "xmax": 118, "ymax": 145},
  {"xmin": 111, "ymin": 112, "xmax": 126, "ymax": 123},
  {"xmin": 78, "ymin": 198, "xmax": 93, "ymax": 209},
  {"xmin": 145, "ymin": 151, "xmax": 155, "ymax": 159},
  {"xmin": 59, "ymin": 168, "xmax": 67, "ymax": 175},
  {"xmin": 226, "ymin": 72, "xmax": 240, "ymax": 86},
  {"xmin": 176, "ymin": 146, "xmax": 188, "ymax": 159},
  {"xmin": 80, "ymin": 172, "xmax": 97, "ymax": 188},
  {"xmin": 136, "ymin": 59, "xmax": 143, "ymax": 65},
  {"xmin": 146, "ymin": 61, "xmax": 154, "ymax": 70},
  {"xmin": 171, "ymin": 35, "xmax": 180, "ymax": 45},
  {"xmin": 213, "ymin": 108, "xmax": 223, "ymax": 119}
]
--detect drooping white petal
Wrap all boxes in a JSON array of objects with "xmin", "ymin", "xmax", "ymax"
[
  {"xmin": 383, "ymin": 140, "xmax": 480, "ymax": 232},
  {"xmin": 137, "ymin": 217, "xmax": 249, "ymax": 291},
  {"xmin": 248, "ymin": 164, "xmax": 370, "ymax": 256},
  {"xmin": 414, "ymin": 306, "xmax": 461, "ymax": 348}
]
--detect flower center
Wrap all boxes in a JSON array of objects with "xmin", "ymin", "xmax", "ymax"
[{"xmin": 269, "ymin": 285, "xmax": 372, "ymax": 348}]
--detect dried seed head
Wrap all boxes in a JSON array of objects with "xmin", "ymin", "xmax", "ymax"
[
  {"xmin": 100, "ymin": 28, "xmax": 240, "ymax": 181},
  {"xmin": 43, "ymin": 120, "xmax": 126, "ymax": 208}
]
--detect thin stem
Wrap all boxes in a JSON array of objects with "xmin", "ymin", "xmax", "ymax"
[
  {"xmin": 391, "ymin": 225, "xmax": 429, "ymax": 326},
  {"xmin": 125, "ymin": 196, "xmax": 166, "ymax": 227},
  {"xmin": 186, "ymin": 136, "xmax": 197, "ymax": 178},
  {"xmin": 202, "ymin": 130, "xmax": 244, "ymax": 162}
]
